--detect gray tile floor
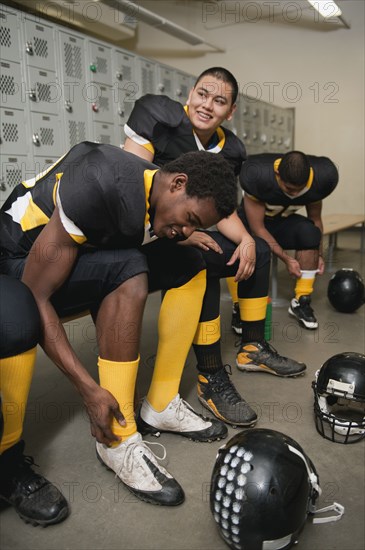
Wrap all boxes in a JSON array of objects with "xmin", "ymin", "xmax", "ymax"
[{"xmin": 1, "ymin": 230, "xmax": 364, "ymax": 550}]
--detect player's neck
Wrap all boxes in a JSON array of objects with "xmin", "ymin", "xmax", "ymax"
[{"xmin": 194, "ymin": 128, "xmax": 217, "ymax": 148}]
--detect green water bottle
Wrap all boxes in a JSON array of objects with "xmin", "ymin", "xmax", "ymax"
[{"xmin": 265, "ymin": 297, "xmax": 272, "ymax": 341}]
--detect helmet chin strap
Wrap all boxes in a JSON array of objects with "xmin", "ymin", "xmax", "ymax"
[
  {"xmin": 287, "ymin": 444, "xmax": 345, "ymax": 524},
  {"xmin": 312, "ymin": 503, "xmax": 345, "ymax": 524},
  {"xmin": 287, "ymin": 444, "xmax": 321, "ymax": 496}
]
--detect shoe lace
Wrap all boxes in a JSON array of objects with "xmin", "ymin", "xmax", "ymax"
[
  {"xmin": 174, "ymin": 396, "xmax": 198, "ymax": 422},
  {"xmin": 211, "ymin": 366, "xmax": 244, "ymax": 405},
  {"xmin": 15, "ymin": 455, "xmax": 47, "ymax": 492},
  {"xmin": 257, "ymin": 340, "xmax": 295, "ymax": 367},
  {"xmin": 116, "ymin": 440, "xmax": 167, "ymax": 477}
]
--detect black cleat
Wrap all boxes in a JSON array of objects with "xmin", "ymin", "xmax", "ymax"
[
  {"xmin": 289, "ymin": 295, "xmax": 318, "ymax": 329},
  {"xmin": 0, "ymin": 440, "xmax": 69, "ymax": 526},
  {"xmin": 197, "ymin": 366, "xmax": 257, "ymax": 427},
  {"xmin": 236, "ymin": 340, "xmax": 306, "ymax": 377}
]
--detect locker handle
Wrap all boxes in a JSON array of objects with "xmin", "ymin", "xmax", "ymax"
[
  {"xmin": 32, "ymin": 133, "xmax": 41, "ymax": 146},
  {"xmin": 0, "ymin": 180, "xmax": 7, "ymax": 192},
  {"xmin": 27, "ymin": 89, "xmax": 37, "ymax": 101},
  {"xmin": 26, "ymin": 42, "xmax": 34, "ymax": 55},
  {"xmin": 65, "ymin": 100, "xmax": 73, "ymax": 113}
]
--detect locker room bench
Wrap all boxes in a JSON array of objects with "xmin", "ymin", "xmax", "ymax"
[{"xmin": 271, "ymin": 213, "xmax": 365, "ymax": 305}]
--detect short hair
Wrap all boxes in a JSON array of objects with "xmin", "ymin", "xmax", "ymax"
[
  {"xmin": 161, "ymin": 151, "xmax": 237, "ymax": 219},
  {"xmin": 194, "ymin": 67, "xmax": 239, "ymax": 105},
  {"xmin": 278, "ymin": 151, "xmax": 311, "ymax": 186}
]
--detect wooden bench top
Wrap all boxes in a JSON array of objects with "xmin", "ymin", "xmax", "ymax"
[{"xmin": 322, "ymin": 214, "xmax": 365, "ymax": 235}]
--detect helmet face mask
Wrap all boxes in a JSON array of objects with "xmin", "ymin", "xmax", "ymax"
[
  {"xmin": 210, "ymin": 429, "xmax": 321, "ymax": 550},
  {"xmin": 312, "ymin": 352, "xmax": 365, "ymax": 444}
]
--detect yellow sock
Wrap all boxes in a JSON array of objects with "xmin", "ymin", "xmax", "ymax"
[
  {"xmin": 295, "ymin": 270, "xmax": 316, "ymax": 299},
  {"xmin": 98, "ymin": 356, "xmax": 139, "ymax": 442},
  {"xmin": 226, "ymin": 277, "xmax": 238, "ymax": 304},
  {"xmin": 238, "ymin": 296, "xmax": 268, "ymax": 321},
  {"xmin": 0, "ymin": 347, "xmax": 36, "ymax": 454},
  {"xmin": 147, "ymin": 270, "xmax": 206, "ymax": 412}
]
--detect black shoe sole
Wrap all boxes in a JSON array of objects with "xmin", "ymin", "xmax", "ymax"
[
  {"xmin": 236, "ymin": 362, "xmax": 307, "ymax": 378},
  {"xmin": 198, "ymin": 396, "xmax": 258, "ymax": 428},
  {"xmin": 0, "ymin": 495, "xmax": 69, "ymax": 526},
  {"xmin": 137, "ymin": 414, "xmax": 227, "ymax": 442},
  {"xmin": 288, "ymin": 307, "xmax": 318, "ymax": 330}
]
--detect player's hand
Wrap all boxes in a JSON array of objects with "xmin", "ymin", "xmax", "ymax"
[
  {"xmin": 177, "ymin": 231, "xmax": 223, "ymax": 253},
  {"xmin": 227, "ymin": 234, "xmax": 256, "ymax": 282},
  {"xmin": 285, "ymin": 257, "xmax": 302, "ymax": 278},
  {"xmin": 317, "ymin": 255, "xmax": 325, "ymax": 275},
  {"xmin": 82, "ymin": 384, "xmax": 126, "ymax": 445}
]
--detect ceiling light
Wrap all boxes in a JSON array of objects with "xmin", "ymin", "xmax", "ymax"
[{"xmin": 307, "ymin": 1, "xmax": 342, "ymax": 18}]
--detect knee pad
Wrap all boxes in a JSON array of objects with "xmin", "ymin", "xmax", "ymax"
[{"xmin": 294, "ymin": 221, "xmax": 321, "ymax": 249}]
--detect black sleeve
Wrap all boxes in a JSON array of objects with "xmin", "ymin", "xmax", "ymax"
[{"xmin": 126, "ymin": 94, "xmax": 185, "ymax": 142}]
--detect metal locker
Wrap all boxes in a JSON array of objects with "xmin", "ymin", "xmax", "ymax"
[
  {"xmin": 25, "ymin": 66, "xmax": 60, "ymax": 116},
  {"xmin": 32, "ymin": 156, "xmax": 62, "ymax": 179},
  {"xmin": 0, "ymin": 108, "xmax": 27, "ymax": 155},
  {"xmin": 22, "ymin": 17, "xmax": 56, "ymax": 71},
  {"xmin": 284, "ymin": 109, "xmax": 295, "ymax": 150},
  {"xmin": 88, "ymin": 40, "xmax": 113, "ymax": 85},
  {"xmin": 93, "ymin": 122, "xmax": 115, "ymax": 145},
  {"xmin": 29, "ymin": 113, "xmax": 62, "ymax": 157},
  {"xmin": 58, "ymin": 30, "xmax": 90, "ymax": 149},
  {"xmin": 155, "ymin": 63, "xmax": 174, "ymax": 96},
  {"xmin": 0, "ymin": 154, "xmax": 27, "ymax": 207},
  {"xmin": 138, "ymin": 57, "xmax": 156, "ymax": 96},
  {"xmin": 0, "ymin": 9, "xmax": 21, "ymax": 63},
  {"xmin": 0, "ymin": 60, "xmax": 23, "ymax": 110},
  {"xmin": 87, "ymin": 83, "xmax": 115, "ymax": 125},
  {"xmin": 174, "ymin": 71, "xmax": 191, "ymax": 104},
  {"xmin": 113, "ymin": 49, "xmax": 138, "ymax": 143}
]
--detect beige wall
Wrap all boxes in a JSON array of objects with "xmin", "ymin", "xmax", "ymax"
[{"xmin": 131, "ymin": 0, "xmax": 364, "ymax": 216}]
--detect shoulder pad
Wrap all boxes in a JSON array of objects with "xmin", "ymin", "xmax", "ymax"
[{"xmin": 137, "ymin": 94, "xmax": 185, "ymax": 128}]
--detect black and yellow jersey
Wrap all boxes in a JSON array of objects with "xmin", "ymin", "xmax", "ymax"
[
  {"xmin": 240, "ymin": 153, "xmax": 338, "ymax": 218},
  {"xmin": 124, "ymin": 94, "xmax": 246, "ymax": 175},
  {"xmin": 0, "ymin": 142, "xmax": 158, "ymax": 258}
]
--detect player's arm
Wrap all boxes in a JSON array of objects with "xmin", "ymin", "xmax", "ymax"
[
  {"xmin": 123, "ymin": 137, "xmax": 154, "ymax": 162},
  {"xmin": 244, "ymin": 194, "xmax": 301, "ymax": 277},
  {"xmin": 21, "ymin": 207, "xmax": 124, "ymax": 445},
  {"xmin": 306, "ymin": 200, "xmax": 325, "ymax": 273}
]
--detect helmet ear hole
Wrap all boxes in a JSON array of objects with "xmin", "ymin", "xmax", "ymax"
[{"xmin": 327, "ymin": 395, "xmax": 338, "ymax": 406}]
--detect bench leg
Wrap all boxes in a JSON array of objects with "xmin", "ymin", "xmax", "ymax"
[{"xmin": 326, "ymin": 234, "xmax": 336, "ymax": 272}]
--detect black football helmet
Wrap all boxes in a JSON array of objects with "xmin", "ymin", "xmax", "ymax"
[
  {"xmin": 210, "ymin": 429, "xmax": 326, "ymax": 550},
  {"xmin": 312, "ymin": 352, "xmax": 365, "ymax": 443},
  {"xmin": 327, "ymin": 269, "xmax": 365, "ymax": 313}
]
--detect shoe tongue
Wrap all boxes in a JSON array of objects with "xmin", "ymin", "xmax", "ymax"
[
  {"xmin": 127, "ymin": 432, "xmax": 142, "ymax": 445},
  {"xmin": 299, "ymin": 295, "xmax": 311, "ymax": 304}
]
